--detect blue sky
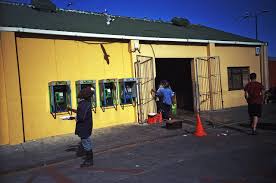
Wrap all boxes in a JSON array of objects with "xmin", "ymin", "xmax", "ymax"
[{"xmin": 2, "ymin": 0, "xmax": 276, "ymax": 56}]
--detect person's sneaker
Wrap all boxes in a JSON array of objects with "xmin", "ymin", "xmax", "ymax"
[
  {"xmin": 252, "ymin": 130, "xmax": 258, "ymax": 135},
  {"xmin": 80, "ymin": 150, "xmax": 93, "ymax": 168},
  {"xmin": 80, "ymin": 159, "xmax": 93, "ymax": 168}
]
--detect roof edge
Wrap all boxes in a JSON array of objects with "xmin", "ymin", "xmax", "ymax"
[{"xmin": 0, "ymin": 26, "xmax": 266, "ymax": 46}]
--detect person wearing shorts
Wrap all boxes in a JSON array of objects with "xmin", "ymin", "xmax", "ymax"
[{"xmin": 244, "ymin": 73, "xmax": 264, "ymax": 135}]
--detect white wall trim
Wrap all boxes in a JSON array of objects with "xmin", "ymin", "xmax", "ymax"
[{"xmin": 0, "ymin": 26, "xmax": 265, "ymax": 46}]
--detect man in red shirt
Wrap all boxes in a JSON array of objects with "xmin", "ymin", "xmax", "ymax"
[{"xmin": 244, "ymin": 73, "xmax": 264, "ymax": 135}]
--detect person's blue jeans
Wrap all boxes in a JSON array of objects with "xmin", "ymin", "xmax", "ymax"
[{"xmin": 81, "ymin": 137, "xmax": 92, "ymax": 151}]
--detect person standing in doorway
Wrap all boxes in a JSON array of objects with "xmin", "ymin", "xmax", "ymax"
[
  {"xmin": 156, "ymin": 80, "xmax": 174, "ymax": 120},
  {"xmin": 68, "ymin": 86, "xmax": 94, "ymax": 167},
  {"xmin": 244, "ymin": 73, "xmax": 264, "ymax": 135}
]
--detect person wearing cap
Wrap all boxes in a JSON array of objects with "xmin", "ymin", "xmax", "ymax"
[{"xmin": 68, "ymin": 86, "xmax": 94, "ymax": 167}]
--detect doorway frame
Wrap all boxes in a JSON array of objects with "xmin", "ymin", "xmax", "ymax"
[{"xmin": 155, "ymin": 57, "xmax": 195, "ymax": 112}]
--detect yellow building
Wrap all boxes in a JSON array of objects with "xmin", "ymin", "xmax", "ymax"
[{"xmin": 0, "ymin": 2, "xmax": 269, "ymax": 145}]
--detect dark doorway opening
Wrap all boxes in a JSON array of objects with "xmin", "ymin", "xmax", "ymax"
[{"xmin": 155, "ymin": 58, "xmax": 194, "ymax": 111}]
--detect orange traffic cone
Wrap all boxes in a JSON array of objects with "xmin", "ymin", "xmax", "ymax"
[{"xmin": 194, "ymin": 113, "xmax": 207, "ymax": 137}]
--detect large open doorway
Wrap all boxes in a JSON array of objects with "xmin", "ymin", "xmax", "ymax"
[{"xmin": 155, "ymin": 58, "xmax": 194, "ymax": 111}]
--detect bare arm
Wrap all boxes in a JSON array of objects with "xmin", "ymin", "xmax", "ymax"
[
  {"xmin": 244, "ymin": 91, "xmax": 249, "ymax": 100},
  {"xmin": 67, "ymin": 106, "xmax": 77, "ymax": 113},
  {"xmin": 244, "ymin": 84, "xmax": 248, "ymax": 100},
  {"xmin": 261, "ymin": 86, "xmax": 265, "ymax": 102}
]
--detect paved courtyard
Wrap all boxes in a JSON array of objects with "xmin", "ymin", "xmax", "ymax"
[{"xmin": 0, "ymin": 104, "xmax": 276, "ymax": 183}]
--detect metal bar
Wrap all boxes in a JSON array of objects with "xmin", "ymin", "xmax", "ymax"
[
  {"xmin": 137, "ymin": 59, "xmax": 143, "ymax": 123},
  {"xmin": 197, "ymin": 75, "xmax": 210, "ymax": 79},
  {"xmin": 218, "ymin": 56, "xmax": 224, "ymax": 109},
  {"xmin": 208, "ymin": 57, "xmax": 214, "ymax": 111},
  {"xmin": 139, "ymin": 58, "xmax": 152, "ymax": 64},
  {"xmin": 195, "ymin": 58, "xmax": 200, "ymax": 113}
]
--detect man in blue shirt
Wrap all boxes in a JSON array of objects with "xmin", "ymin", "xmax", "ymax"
[{"xmin": 156, "ymin": 80, "xmax": 174, "ymax": 120}]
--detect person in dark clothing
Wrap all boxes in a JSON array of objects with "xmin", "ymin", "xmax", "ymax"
[
  {"xmin": 244, "ymin": 73, "xmax": 265, "ymax": 135},
  {"xmin": 68, "ymin": 86, "xmax": 94, "ymax": 167}
]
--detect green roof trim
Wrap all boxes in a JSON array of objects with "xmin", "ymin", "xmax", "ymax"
[{"xmin": 0, "ymin": 2, "xmax": 261, "ymax": 44}]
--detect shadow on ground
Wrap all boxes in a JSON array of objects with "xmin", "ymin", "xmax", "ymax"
[
  {"xmin": 65, "ymin": 144, "xmax": 79, "ymax": 153},
  {"xmin": 240, "ymin": 123, "xmax": 276, "ymax": 131}
]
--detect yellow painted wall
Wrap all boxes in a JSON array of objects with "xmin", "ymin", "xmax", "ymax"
[
  {"xmin": 140, "ymin": 43, "xmax": 207, "ymax": 58},
  {"xmin": 0, "ymin": 32, "xmax": 24, "ymax": 145},
  {"xmin": 0, "ymin": 33, "xmax": 10, "ymax": 145},
  {"xmin": 216, "ymin": 46, "xmax": 261, "ymax": 108},
  {"xmin": 16, "ymin": 36, "xmax": 136, "ymax": 141}
]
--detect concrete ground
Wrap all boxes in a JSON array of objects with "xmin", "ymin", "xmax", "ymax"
[{"xmin": 0, "ymin": 104, "xmax": 276, "ymax": 183}]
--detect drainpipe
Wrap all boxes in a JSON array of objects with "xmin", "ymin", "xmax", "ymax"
[
  {"xmin": 129, "ymin": 40, "xmax": 140, "ymax": 123},
  {"xmin": 14, "ymin": 35, "xmax": 26, "ymax": 142},
  {"xmin": 262, "ymin": 44, "xmax": 269, "ymax": 90}
]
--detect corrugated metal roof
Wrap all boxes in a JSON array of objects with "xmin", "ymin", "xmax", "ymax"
[{"xmin": 0, "ymin": 2, "xmax": 261, "ymax": 43}]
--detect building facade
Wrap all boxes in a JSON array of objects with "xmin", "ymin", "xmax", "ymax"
[{"xmin": 0, "ymin": 3, "xmax": 269, "ymax": 145}]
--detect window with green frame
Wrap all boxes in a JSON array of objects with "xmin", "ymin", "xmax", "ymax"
[{"xmin": 227, "ymin": 67, "xmax": 250, "ymax": 90}]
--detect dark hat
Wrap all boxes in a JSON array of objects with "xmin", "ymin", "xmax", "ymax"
[{"xmin": 78, "ymin": 86, "xmax": 94, "ymax": 100}]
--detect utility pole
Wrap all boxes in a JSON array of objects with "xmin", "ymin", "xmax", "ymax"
[
  {"xmin": 255, "ymin": 14, "xmax": 258, "ymax": 40},
  {"xmin": 241, "ymin": 10, "xmax": 269, "ymax": 40}
]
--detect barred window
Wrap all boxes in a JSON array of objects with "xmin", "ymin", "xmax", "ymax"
[{"xmin": 227, "ymin": 67, "xmax": 249, "ymax": 90}]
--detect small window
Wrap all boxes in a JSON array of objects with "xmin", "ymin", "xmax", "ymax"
[{"xmin": 227, "ymin": 67, "xmax": 249, "ymax": 90}]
